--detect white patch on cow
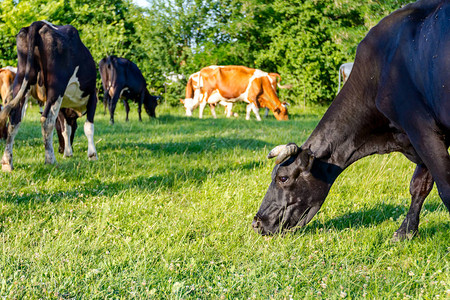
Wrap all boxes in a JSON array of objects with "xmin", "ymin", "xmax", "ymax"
[
  {"xmin": 62, "ymin": 118, "xmax": 73, "ymax": 158},
  {"xmin": 62, "ymin": 66, "xmax": 89, "ymax": 111},
  {"xmin": 42, "ymin": 96, "xmax": 63, "ymax": 164},
  {"xmin": 1, "ymin": 123, "xmax": 20, "ymax": 172},
  {"xmin": 207, "ymin": 65, "xmax": 221, "ymax": 70},
  {"xmin": 84, "ymin": 121, "xmax": 97, "ymax": 160},
  {"xmin": 1, "ymin": 66, "xmax": 17, "ymax": 74},
  {"xmin": 42, "ymin": 20, "xmax": 58, "ymax": 30}
]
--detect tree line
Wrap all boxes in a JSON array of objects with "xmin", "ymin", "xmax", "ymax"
[{"xmin": 0, "ymin": 0, "xmax": 409, "ymax": 107}]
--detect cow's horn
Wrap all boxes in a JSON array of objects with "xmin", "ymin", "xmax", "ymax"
[{"xmin": 267, "ymin": 143, "xmax": 299, "ymax": 164}]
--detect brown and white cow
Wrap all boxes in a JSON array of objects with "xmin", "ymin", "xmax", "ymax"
[
  {"xmin": 0, "ymin": 67, "xmax": 16, "ymax": 106},
  {"xmin": 198, "ymin": 66, "xmax": 289, "ymax": 121}
]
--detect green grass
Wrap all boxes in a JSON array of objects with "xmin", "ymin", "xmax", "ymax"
[{"xmin": 0, "ymin": 103, "xmax": 449, "ymax": 299}]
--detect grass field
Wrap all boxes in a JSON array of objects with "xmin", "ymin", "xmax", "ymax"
[{"xmin": 0, "ymin": 103, "xmax": 449, "ymax": 299}]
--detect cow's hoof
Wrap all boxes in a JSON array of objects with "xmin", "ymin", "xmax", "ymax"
[
  {"xmin": 2, "ymin": 163, "xmax": 12, "ymax": 172},
  {"xmin": 45, "ymin": 159, "xmax": 56, "ymax": 165},
  {"xmin": 89, "ymin": 153, "xmax": 98, "ymax": 161},
  {"xmin": 63, "ymin": 153, "xmax": 73, "ymax": 158},
  {"xmin": 391, "ymin": 230, "xmax": 416, "ymax": 242}
]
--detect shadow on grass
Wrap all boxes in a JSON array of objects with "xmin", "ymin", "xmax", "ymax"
[
  {"xmin": 97, "ymin": 137, "xmax": 273, "ymax": 155},
  {"xmin": 296, "ymin": 200, "xmax": 448, "ymax": 235},
  {"xmin": 1, "ymin": 160, "xmax": 265, "ymax": 205}
]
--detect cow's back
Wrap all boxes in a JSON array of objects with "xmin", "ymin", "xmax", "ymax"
[
  {"xmin": 362, "ymin": 0, "xmax": 450, "ymax": 129},
  {"xmin": 200, "ymin": 65, "xmax": 254, "ymax": 99}
]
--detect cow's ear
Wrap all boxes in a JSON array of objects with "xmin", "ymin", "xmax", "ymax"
[
  {"xmin": 180, "ymin": 99, "xmax": 184, "ymax": 104},
  {"xmin": 298, "ymin": 149, "xmax": 314, "ymax": 172}
]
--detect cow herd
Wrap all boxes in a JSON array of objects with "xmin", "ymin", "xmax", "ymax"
[{"xmin": 0, "ymin": 0, "xmax": 449, "ymax": 239}]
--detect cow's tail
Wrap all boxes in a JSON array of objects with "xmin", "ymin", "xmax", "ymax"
[
  {"xmin": 185, "ymin": 76, "xmax": 195, "ymax": 99},
  {"xmin": 0, "ymin": 23, "xmax": 40, "ymax": 129},
  {"xmin": 270, "ymin": 73, "xmax": 293, "ymax": 89}
]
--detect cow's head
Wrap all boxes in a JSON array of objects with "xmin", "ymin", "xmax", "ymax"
[
  {"xmin": 183, "ymin": 96, "xmax": 200, "ymax": 117},
  {"xmin": 252, "ymin": 143, "xmax": 337, "ymax": 235},
  {"xmin": 273, "ymin": 104, "xmax": 289, "ymax": 121},
  {"xmin": 144, "ymin": 95, "xmax": 159, "ymax": 118}
]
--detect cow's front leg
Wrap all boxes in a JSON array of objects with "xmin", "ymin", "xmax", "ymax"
[
  {"xmin": 138, "ymin": 91, "xmax": 145, "ymax": 121},
  {"xmin": 62, "ymin": 116, "xmax": 73, "ymax": 158},
  {"xmin": 392, "ymin": 164, "xmax": 434, "ymax": 241},
  {"xmin": 2, "ymin": 122, "xmax": 20, "ymax": 172},
  {"xmin": 41, "ymin": 97, "xmax": 62, "ymax": 164},
  {"xmin": 198, "ymin": 100, "xmax": 207, "ymax": 119},
  {"xmin": 209, "ymin": 104, "xmax": 217, "ymax": 119},
  {"xmin": 245, "ymin": 104, "xmax": 252, "ymax": 120},
  {"xmin": 251, "ymin": 104, "xmax": 262, "ymax": 121}
]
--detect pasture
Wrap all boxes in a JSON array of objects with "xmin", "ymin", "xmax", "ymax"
[{"xmin": 0, "ymin": 104, "xmax": 448, "ymax": 299}]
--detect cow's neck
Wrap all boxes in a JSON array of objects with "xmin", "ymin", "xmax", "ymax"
[{"xmin": 302, "ymin": 71, "xmax": 403, "ymax": 172}]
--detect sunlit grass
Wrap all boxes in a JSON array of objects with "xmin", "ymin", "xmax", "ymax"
[{"xmin": 0, "ymin": 102, "xmax": 448, "ymax": 299}]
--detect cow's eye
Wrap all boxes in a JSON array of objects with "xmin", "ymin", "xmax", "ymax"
[{"xmin": 279, "ymin": 176, "xmax": 289, "ymax": 183}]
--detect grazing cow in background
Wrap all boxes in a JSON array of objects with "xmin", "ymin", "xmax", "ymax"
[
  {"xmin": 196, "ymin": 65, "xmax": 289, "ymax": 121},
  {"xmin": 99, "ymin": 56, "xmax": 158, "ymax": 124},
  {"xmin": 0, "ymin": 21, "xmax": 98, "ymax": 171},
  {"xmin": 337, "ymin": 62, "xmax": 353, "ymax": 93},
  {"xmin": 253, "ymin": 0, "xmax": 450, "ymax": 240},
  {"xmin": 183, "ymin": 68, "xmax": 291, "ymax": 119},
  {"xmin": 0, "ymin": 67, "xmax": 16, "ymax": 106}
]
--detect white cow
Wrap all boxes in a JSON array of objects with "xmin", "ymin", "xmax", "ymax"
[{"xmin": 337, "ymin": 62, "xmax": 354, "ymax": 93}]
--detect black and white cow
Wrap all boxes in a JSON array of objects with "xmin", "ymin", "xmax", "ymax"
[
  {"xmin": 253, "ymin": 0, "xmax": 450, "ymax": 240},
  {"xmin": 99, "ymin": 56, "xmax": 158, "ymax": 124},
  {"xmin": 0, "ymin": 21, "xmax": 98, "ymax": 171}
]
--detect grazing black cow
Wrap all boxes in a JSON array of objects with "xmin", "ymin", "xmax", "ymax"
[
  {"xmin": 0, "ymin": 21, "xmax": 98, "ymax": 171},
  {"xmin": 253, "ymin": 0, "xmax": 450, "ymax": 240},
  {"xmin": 99, "ymin": 56, "xmax": 158, "ymax": 124}
]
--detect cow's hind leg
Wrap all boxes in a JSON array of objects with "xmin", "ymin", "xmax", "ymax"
[
  {"xmin": 2, "ymin": 123, "xmax": 21, "ymax": 172},
  {"xmin": 392, "ymin": 164, "xmax": 434, "ymax": 241},
  {"xmin": 2, "ymin": 99, "xmax": 28, "ymax": 171},
  {"xmin": 41, "ymin": 96, "xmax": 63, "ymax": 164},
  {"xmin": 85, "ymin": 92, "xmax": 98, "ymax": 161},
  {"xmin": 123, "ymin": 99, "xmax": 130, "ymax": 122}
]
